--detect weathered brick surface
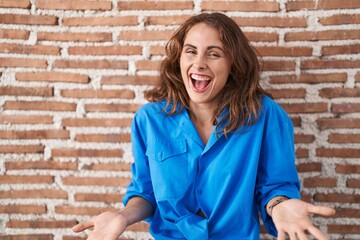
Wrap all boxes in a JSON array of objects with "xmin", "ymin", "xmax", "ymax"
[{"xmin": 0, "ymin": 1, "xmax": 359, "ymax": 239}]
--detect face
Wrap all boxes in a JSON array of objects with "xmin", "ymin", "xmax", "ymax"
[{"xmin": 180, "ymin": 22, "xmax": 231, "ymax": 108}]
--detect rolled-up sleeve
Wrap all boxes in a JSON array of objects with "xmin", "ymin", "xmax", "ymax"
[
  {"xmin": 122, "ymin": 112, "xmax": 157, "ymax": 219},
  {"xmin": 255, "ymin": 100, "xmax": 301, "ymax": 236}
]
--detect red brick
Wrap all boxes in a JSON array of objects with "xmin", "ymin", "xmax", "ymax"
[
  {"xmin": 262, "ymin": 60, "xmax": 296, "ymax": 71},
  {"xmin": 0, "ymin": 14, "xmax": 57, "ymax": 25},
  {"xmin": 317, "ymin": 118, "xmax": 360, "ymax": 129},
  {"xmin": 314, "ymin": 193, "xmax": 360, "ymax": 203},
  {"xmin": 301, "ymin": 59, "xmax": 360, "ymax": 69},
  {"xmin": 334, "ymin": 208, "xmax": 360, "ymax": 218},
  {"xmin": 286, "ymin": 0, "xmax": 360, "ymax": 11},
  {"xmin": 0, "ymin": 57, "xmax": 47, "ymax": 68},
  {"xmin": 0, "ymin": 0, "xmax": 30, "ymax": 8},
  {"xmin": 319, "ymin": 88, "xmax": 360, "ymax": 98},
  {"xmin": 85, "ymin": 103, "xmax": 141, "ymax": 113},
  {"xmin": 101, "ymin": 75, "xmax": 158, "ymax": 85},
  {"xmin": 336, "ymin": 164, "xmax": 360, "ymax": 174},
  {"xmin": 4, "ymin": 101, "xmax": 76, "ymax": 112},
  {"xmin": 68, "ymin": 45, "xmax": 142, "ymax": 56},
  {"xmin": 145, "ymin": 15, "xmax": 191, "ymax": 26},
  {"xmin": 285, "ymin": 30, "xmax": 360, "ymax": 41},
  {"xmin": 269, "ymin": 73, "xmax": 347, "ymax": 84},
  {"xmin": 0, "ymin": 29, "xmax": 29, "ymax": 40},
  {"xmin": 356, "ymin": 72, "xmax": 360, "ymax": 82},
  {"xmin": 320, "ymin": 14, "xmax": 360, "ymax": 25},
  {"xmin": 119, "ymin": 1, "xmax": 193, "ymax": 10},
  {"xmin": 0, "ymin": 43, "xmax": 60, "ymax": 55},
  {"xmin": 267, "ymin": 88, "xmax": 306, "ymax": 99},
  {"xmin": 332, "ymin": 103, "xmax": 360, "ymax": 113},
  {"xmin": 303, "ymin": 177, "xmax": 337, "ymax": 187},
  {"xmin": 328, "ymin": 224, "xmax": 360, "ymax": 234},
  {"xmin": 150, "ymin": 45, "xmax": 166, "ymax": 56},
  {"xmin": 296, "ymin": 148, "xmax": 309, "ymax": 158},
  {"xmin": 0, "ymin": 86, "xmax": 53, "ymax": 97},
  {"xmin": 37, "ymin": 0, "xmax": 111, "ymax": 10},
  {"xmin": 16, "ymin": 72, "xmax": 89, "ymax": 83},
  {"xmin": 83, "ymin": 162, "xmax": 131, "ymax": 171},
  {"xmin": 316, "ymin": 148, "xmax": 360, "ymax": 158},
  {"xmin": 335, "ymin": 101, "xmax": 357, "ymax": 113},
  {"xmin": 7, "ymin": 219, "xmax": 76, "ymax": 229},
  {"xmin": 244, "ymin": 32, "xmax": 278, "ymax": 42},
  {"xmin": 0, "ymin": 130, "xmax": 69, "ymax": 139},
  {"xmin": 322, "ymin": 44, "xmax": 360, "ymax": 56},
  {"xmin": 75, "ymin": 133, "xmax": 131, "ymax": 143},
  {"xmin": 330, "ymin": 134, "xmax": 360, "ymax": 144},
  {"xmin": 64, "ymin": 16, "xmax": 138, "ymax": 26},
  {"xmin": 0, "ymin": 235, "xmax": 53, "ymax": 240},
  {"xmin": 294, "ymin": 134, "xmax": 315, "ymax": 143},
  {"xmin": 347, "ymin": 179, "xmax": 360, "ymax": 188},
  {"xmin": 55, "ymin": 205, "xmax": 116, "ymax": 216},
  {"xmin": 291, "ymin": 116, "xmax": 301, "ymax": 127},
  {"xmin": 281, "ymin": 102, "xmax": 328, "ymax": 113},
  {"xmin": 0, "ymin": 175, "xmax": 54, "ymax": 184},
  {"xmin": 136, "ymin": 60, "xmax": 161, "ymax": 71},
  {"xmin": 54, "ymin": 59, "xmax": 127, "ymax": 69},
  {"xmin": 61, "ymin": 89, "xmax": 135, "ymax": 99},
  {"xmin": 6, "ymin": 160, "xmax": 77, "ymax": 171},
  {"xmin": 37, "ymin": 32, "xmax": 112, "ymax": 42},
  {"xmin": 0, "ymin": 189, "xmax": 67, "ymax": 199},
  {"xmin": 256, "ymin": 46, "xmax": 312, "ymax": 56},
  {"xmin": 234, "ymin": 17, "xmax": 307, "ymax": 27},
  {"xmin": 296, "ymin": 162, "xmax": 321, "ymax": 172},
  {"xmin": 52, "ymin": 148, "xmax": 123, "ymax": 158},
  {"xmin": 120, "ymin": 30, "xmax": 174, "ymax": 41},
  {"xmin": 74, "ymin": 192, "xmax": 123, "ymax": 203},
  {"xmin": 62, "ymin": 118, "xmax": 132, "ymax": 127},
  {"xmin": 0, "ymin": 145, "xmax": 44, "ymax": 154},
  {"xmin": 202, "ymin": 1, "xmax": 280, "ymax": 12},
  {"xmin": 62, "ymin": 176, "xmax": 130, "ymax": 187},
  {"xmin": 0, "ymin": 115, "xmax": 53, "ymax": 124},
  {"xmin": 0, "ymin": 204, "xmax": 46, "ymax": 214}
]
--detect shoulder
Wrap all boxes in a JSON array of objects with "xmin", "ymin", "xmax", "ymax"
[{"xmin": 260, "ymin": 96, "xmax": 292, "ymax": 123}]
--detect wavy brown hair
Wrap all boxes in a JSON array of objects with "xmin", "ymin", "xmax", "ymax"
[{"xmin": 144, "ymin": 12, "xmax": 270, "ymax": 136}]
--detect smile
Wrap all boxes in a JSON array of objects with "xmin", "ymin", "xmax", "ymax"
[{"xmin": 190, "ymin": 73, "xmax": 212, "ymax": 93}]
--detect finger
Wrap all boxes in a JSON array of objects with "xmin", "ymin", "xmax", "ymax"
[
  {"xmin": 307, "ymin": 225, "xmax": 328, "ymax": 240},
  {"xmin": 72, "ymin": 220, "xmax": 94, "ymax": 232},
  {"xmin": 296, "ymin": 230, "xmax": 308, "ymax": 240},
  {"xmin": 307, "ymin": 204, "xmax": 336, "ymax": 217},
  {"xmin": 277, "ymin": 230, "xmax": 286, "ymax": 240}
]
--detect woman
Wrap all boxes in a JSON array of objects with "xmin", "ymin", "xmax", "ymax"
[{"xmin": 72, "ymin": 12, "xmax": 335, "ymax": 240}]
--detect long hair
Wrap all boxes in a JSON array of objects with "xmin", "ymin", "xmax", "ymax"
[{"xmin": 144, "ymin": 12, "xmax": 270, "ymax": 136}]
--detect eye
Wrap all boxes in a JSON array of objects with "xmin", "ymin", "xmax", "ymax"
[
  {"xmin": 185, "ymin": 49, "xmax": 197, "ymax": 55},
  {"xmin": 208, "ymin": 51, "xmax": 221, "ymax": 58}
]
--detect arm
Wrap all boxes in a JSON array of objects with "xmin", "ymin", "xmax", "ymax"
[
  {"xmin": 266, "ymin": 197, "xmax": 335, "ymax": 240},
  {"xmin": 72, "ymin": 196, "xmax": 154, "ymax": 240}
]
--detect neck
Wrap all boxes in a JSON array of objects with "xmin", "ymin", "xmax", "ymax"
[{"xmin": 188, "ymin": 102, "xmax": 216, "ymax": 126}]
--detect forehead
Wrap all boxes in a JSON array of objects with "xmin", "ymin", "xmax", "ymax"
[{"xmin": 184, "ymin": 23, "xmax": 223, "ymax": 46}]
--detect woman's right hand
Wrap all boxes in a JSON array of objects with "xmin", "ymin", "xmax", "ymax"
[{"xmin": 72, "ymin": 211, "xmax": 128, "ymax": 240}]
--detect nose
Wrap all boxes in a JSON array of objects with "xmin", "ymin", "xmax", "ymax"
[{"xmin": 192, "ymin": 55, "xmax": 207, "ymax": 70}]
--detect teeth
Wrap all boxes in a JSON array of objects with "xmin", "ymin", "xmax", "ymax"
[{"xmin": 191, "ymin": 74, "xmax": 211, "ymax": 81}]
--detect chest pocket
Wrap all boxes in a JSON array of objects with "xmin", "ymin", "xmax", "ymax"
[{"xmin": 146, "ymin": 139, "xmax": 189, "ymax": 200}]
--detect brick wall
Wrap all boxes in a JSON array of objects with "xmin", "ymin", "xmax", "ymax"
[{"xmin": 0, "ymin": 0, "xmax": 359, "ymax": 239}]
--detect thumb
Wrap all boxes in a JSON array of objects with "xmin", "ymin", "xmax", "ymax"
[
  {"xmin": 307, "ymin": 203, "xmax": 336, "ymax": 217},
  {"xmin": 72, "ymin": 220, "xmax": 94, "ymax": 232}
]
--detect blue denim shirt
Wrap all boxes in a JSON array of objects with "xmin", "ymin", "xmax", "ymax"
[{"xmin": 123, "ymin": 96, "xmax": 300, "ymax": 239}]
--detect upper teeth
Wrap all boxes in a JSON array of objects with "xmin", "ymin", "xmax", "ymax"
[{"xmin": 191, "ymin": 74, "xmax": 210, "ymax": 81}]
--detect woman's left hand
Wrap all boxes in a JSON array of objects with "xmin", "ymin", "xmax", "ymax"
[{"xmin": 271, "ymin": 199, "xmax": 335, "ymax": 240}]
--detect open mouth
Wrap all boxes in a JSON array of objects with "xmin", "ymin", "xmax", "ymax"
[{"xmin": 190, "ymin": 73, "xmax": 212, "ymax": 92}]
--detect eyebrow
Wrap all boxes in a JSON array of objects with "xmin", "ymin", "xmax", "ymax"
[{"xmin": 183, "ymin": 43, "xmax": 225, "ymax": 53}]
